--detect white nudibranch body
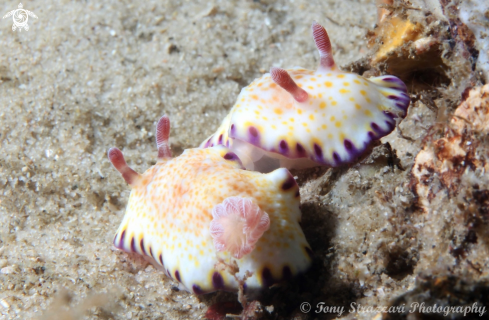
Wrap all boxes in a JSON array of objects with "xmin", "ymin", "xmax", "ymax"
[{"xmin": 201, "ymin": 22, "xmax": 410, "ymax": 172}]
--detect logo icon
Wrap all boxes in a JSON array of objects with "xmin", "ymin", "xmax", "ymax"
[{"xmin": 3, "ymin": 3, "xmax": 37, "ymax": 32}]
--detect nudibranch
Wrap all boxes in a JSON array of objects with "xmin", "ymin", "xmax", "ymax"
[
  {"xmin": 201, "ymin": 22, "xmax": 410, "ymax": 171},
  {"xmin": 108, "ymin": 116, "xmax": 312, "ymax": 294}
]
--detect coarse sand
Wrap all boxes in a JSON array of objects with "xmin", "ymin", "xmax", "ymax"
[{"xmin": 0, "ymin": 1, "xmax": 378, "ymax": 319}]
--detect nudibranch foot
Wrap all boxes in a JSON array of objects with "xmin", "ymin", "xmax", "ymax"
[
  {"xmin": 109, "ymin": 115, "xmax": 311, "ymax": 294},
  {"xmin": 201, "ymin": 22, "xmax": 411, "ymax": 172}
]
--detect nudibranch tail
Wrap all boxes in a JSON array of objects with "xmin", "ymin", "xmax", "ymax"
[
  {"xmin": 156, "ymin": 115, "xmax": 172, "ymax": 159},
  {"xmin": 312, "ymin": 21, "xmax": 335, "ymax": 69},
  {"xmin": 108, "ymin": 147, "xmax": 141, "ymax": 186},
  {"xmin": 210, "ymin": 197, "xmax": 270, "ymax": 259},
  {"xmin": 270, "ymin": 67, "xmax": 309, "ymax": 103}
]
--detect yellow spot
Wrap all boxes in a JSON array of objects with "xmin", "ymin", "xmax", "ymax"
[
  {"xmin": 354, "ymin": 79, "xmax": 361, "ymax": 84},
  {"xmin": 282, "ymin": 121, "xmax": 288, "ymax": 125},
  {"xmin": 297, "ymin": 109, "xmax": 303, "ymax": 115},
  {"xmin": 270, "ymin": 83, "xmax": 277, "ymax": 88},
  {"xmin": 257, "ymin": 83, "xmax": 263, "ymax": 87},
  {"xmin": 318, "ymin": 93, "xmax": 323, "ymax": 98},
  {"xmin": 306, "ymin": 129, "xmax": 311, "ymax": 133},
  {"xmin": 289, "ymin": 126, "xmax": 294, "ymax": 130},
  {"xmin": 328, "ymin": 133, "xmax": 333, "ymax": 139},
  {"xmin": 295, "ymin": 75, "xmax": 303, "ymax": 79},
  {"xmin": 332, "ymin": 101, "xmax": 337, "ymax": 106},
  {"xmin": 254, "ymin": 110, "xmax": 260, "ymax": 115},
  {"xmin": 274, "ymin": 108, "xmax": 283, "ymax": 115},
  {"xmin": 324, "ymin": 81, "xmax": 333, "ymax": 87},
  {"xmin": 343, "ymin": 82, "xmax": 350, "ymax": 86},
  {"xmin": 322, "ymin": 124, "xmax": 327, "ymax": 129},
  {"xmin": 257, "ymin": 105, "xmax": 263, "ymax": 109},
  {"xmin": 319, "ymin": 102, "xmax": 327, "ymax": 109},
  {"xmin": 339, "ymin": 89, "xmax": 350, "ymax": 94},
  {"xmin": 262, "ymin": 116, "xmax": 268, "ymax": 120},
  {"xmin": 365, "ymin": 110, "xmax": 373, "ymax": 117},
  {"xmin": 309, "ymin": 114, "xmax": 315, "ymax": 121},
  {"xmin": 271, "ymin": 125, "xmax": 277, "ymax": 129},
  {"xmin": 251, "ymin": 94, "xmax": 258, "ymax": 100},
  {"xmin": 330, "ymin": 116, "xmax": 336, "ymax": 121},
  {"xmin": 349, "ymin": 97, "xmax": 355, "ymax": 101},
  {"xmin": 289, "ymin": 118, "xmax": 295, "ymax": 122},
  {"xmin": 298, "ymin": 83, "xmax": 303, "ymax": 88},
  {"xmin": 377, "ymin": 104, "xmax": 386, "ymax": 111},
  {"xmin": 288, "ymin": 131, "xmax": 293, "ymax": 136},
  {"xmin": 355, "ymin": 103, "xmax": 362, "ymax": 110},
  {"xmin": 327, "ymin": 73, "xmax": 332, "ymax": 76},
  {"xmin": 337, "ymin": 74, "xmax": 345, "ymax": 78},
  {"xmin": 310, "ymin": 77, "xmax": 317, "ymax": 81},
  {"xmin": 366, "ymin": 98, "xmax": 371, "ymax": 103},
  {"xmin": 302, "ymin": 122, "xmax": 308, "ymax": 127},
  {"xmin": 307, "ymin": 86, "xmax": 314, "ymax": 90},
  {"xmin": 335, "ymin": 121, "xmax": 342, "ymax": 128},
  {"xmin": 360, "ymin": 90, "xmax": 367, "ymax": 96}
]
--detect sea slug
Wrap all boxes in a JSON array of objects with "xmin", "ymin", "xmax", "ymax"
[
  {"xmin": 201, "ymin": 22, "xmax": 410, "ymax": 172},
  {"xmin": 108, "ymin": 116, "xmax": 312, "ymax": 294}
]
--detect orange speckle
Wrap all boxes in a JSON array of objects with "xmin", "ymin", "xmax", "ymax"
[
  {"xmin": 298, "ymin": 83, "xmax": 303, "ymax": 88},
  {"xmin": 343, "ymin": 82, "xmax": 350, "ymax": 86},
  {"xmin": 339, "ymin": 89, "xmax": 350, "ymax": 94},
  {"xmin": 310, "ymin": 77, "xmax": 317, "ymax": 81},
  {"xmin": 324, "ymin": 81, "xmax": 333, "ymax": 87},
  {"xmin": 295, "ymin": 75, "xmax": 303, "ymax": 79},
  {"xmin": 353, "ymin": 79, "xmax": 361, "ymax": 84},
  {"xmin": 337, "ymin": 74, "xmax": 345, "ymax": 78},
  {"xmin": 326, "ymin": 73, "xmax": 332, "ymax": 76},
  {"xmin": 319, "ymin": 102, "xmax": 327, "ymax": 109},
  {"xmin": 297, "ymin": 109, "xmax": 303, "ymax": 115},
  {"xmin": 274, "ymin": 108, "xmax": 283, "ymax": 115},
  {"xmin": 309, "ymin": 114, "xmax": 315, "ymax": 121},
  {"xmin": 270, "ymin": 83, "xmax": 277, "ymax": 88},
  {"xmin": 307, "ymin": 85, "xmax": 314, "ymax": 90},
  {"xmin": 251, "ymin": 94, "xmax": 258, "ymax": 100},
  {"xmin": 257, "ymin": 83, "xmax": 263, "ymax": 87}
]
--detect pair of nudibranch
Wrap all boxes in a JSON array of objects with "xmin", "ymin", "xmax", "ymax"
[{"xmin": 108, "ymin": 22, "xmax": 409, "ymax": 294}]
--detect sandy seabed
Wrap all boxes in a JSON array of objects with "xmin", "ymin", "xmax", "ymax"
[
  {"xmin": 0, "ymin": 1, "xmax": 377, "ymax": 319},
  {"xmin": 2, "ymin": 0, "xmax": 489, "ymax": 319}
]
